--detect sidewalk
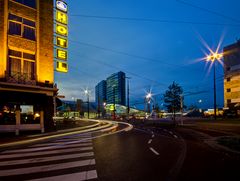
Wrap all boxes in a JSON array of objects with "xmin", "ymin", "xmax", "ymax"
[{"xmin": 0, "ymin": 119, "xmax": 99, "ymax": 148}]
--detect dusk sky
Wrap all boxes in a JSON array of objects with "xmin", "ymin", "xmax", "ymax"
[{"xmin": 55, "ymin": 0, "xmax": 240, "ymax": 109}]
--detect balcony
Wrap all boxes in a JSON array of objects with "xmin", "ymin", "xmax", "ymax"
[{"xmin": 5, "ymin": 71, "xmax": 36, "ymax": 85}]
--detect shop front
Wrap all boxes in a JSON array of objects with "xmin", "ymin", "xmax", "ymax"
[{"xmin": 0, "ymin": 85, "xmax": 57, "ymax": 135}]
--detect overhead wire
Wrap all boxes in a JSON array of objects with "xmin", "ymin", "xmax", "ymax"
[
  {"xmin": 70, "ymin": 14, "xmax": 240, "ymax": 27},
  {"xmin": 69, "ymin": 39, "xmax": 207, "ymax": 74},
  {"xmin": 175, "ymin": 0, "xmax": 240, "ymax": 23}
]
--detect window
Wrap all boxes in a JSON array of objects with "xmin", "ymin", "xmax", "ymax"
[
  {"xmin": 8, "ymin": 49, "xmax": 36, "ymax": 80},
  {"xmin": 227, "ymin": 99, "xmax": 231, "ymax": 104},
  {"xmin": 8, "ymin": 14, "xmax": 36, "ymax": 41},
  {"xmin": 227, "ymin": 89, "xmax": 231, "ymax": 92},
  {"xmin": 12, "ymin": 0, "xmax": 36, "ymax": 9},
  {"xmin": 227, "ymin": 77, "xmax": 231, "ymax": 82}
]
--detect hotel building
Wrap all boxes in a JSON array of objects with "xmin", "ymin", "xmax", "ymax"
[{"xmin": 0, "ymin": 0, "xmax": 57, "ymax": 134}]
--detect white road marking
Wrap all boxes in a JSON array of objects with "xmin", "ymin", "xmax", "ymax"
[
  {"xmin": 54, "ymin": 135, "xmax": 92, "ymax": 141},
  {"xmin": 0, "ymin": 147, "xmax": 93, "ymax": 159},
  {"xmin": 169, "ymin": 131, "xmax": 173, "ymax": 134},
  {"xmin": 148, "ymin": 139, "xmax": 152, "ymax": 144},
  {"xmin": 27, "ymin": 170, "xmax": 98, "ymax": 181},
  {"xmin": 0, "ymin": 159, "xmax": 96, "ymax": 177},
  {"xmin": 51, "ymin": 137, "xmax": 92, "ymax": 143},
  {"xmin": 173, "ymin": 135, "xmax": 178, "ymax": 139},
  {"xmin": 149, "ymin": 147, "xmax": 159, "ymax": 156},
  {"xmin": 0, "ymin": 152, "xmax": 94, "ymax": 166},
  {"xmin": 3, "ymin": 142, "xmax": 92, "ymax": 153},
  {"xmin": 29, "ymin": 139, "xmax": 92, "ymax": 147},
  {"xmin": 152, "ymin": 134, "xmax": 155, "ymax": 138}
]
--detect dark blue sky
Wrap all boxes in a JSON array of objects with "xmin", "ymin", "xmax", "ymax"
[{"xmin": 55, "ymin": 0, "xmax": 240, "ymax": 109}]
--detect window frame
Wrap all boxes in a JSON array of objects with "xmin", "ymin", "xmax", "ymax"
[
  {"xmin": 11, "ymin": 0, "xmax": 37, "ymax": 9},
  {"xmin": 8, "ymin": 49, "xmax": 36, "ymax": 80},
  {"xmin": 8, "ymin": 13, "xmax": 36, "ymax": 41}
]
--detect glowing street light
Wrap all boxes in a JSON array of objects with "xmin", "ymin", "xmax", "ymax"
[
  {"xmin": 145, "ymin": 92, "xmax": 152, "ymax": 113},
  {"xmin": 84, "ymin": 89, "xmax": 90, "ymax": 119},
  {"xmin": 205, "ymin": 51, "xmax": 223, "ymax": 120},
  {"xmin": 146, "ymin": 93, "xmax": 152, "ymax": 100}
]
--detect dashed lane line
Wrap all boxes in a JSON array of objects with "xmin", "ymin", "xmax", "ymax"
[{"xmin": 149, "ymin": 147, "xmax": 159, "ymax": 156}]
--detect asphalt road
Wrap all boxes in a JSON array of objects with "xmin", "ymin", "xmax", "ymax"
[
  {"xmin": 94, "ymin": 126, "xmax": 240, "ymax": 181},
  {"xmin": 0, "ymin": 121, "xmax": 240, "ymax": 181}
]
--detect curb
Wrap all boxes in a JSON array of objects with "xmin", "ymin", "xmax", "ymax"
[{"xmin": 205, "ymin": 136, "xmax": 240, "ymax": 155}]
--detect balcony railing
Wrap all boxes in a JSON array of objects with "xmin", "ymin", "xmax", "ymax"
[{"xmin": 5, "ymin": 71, "xmax": 36, "ymax": 85}]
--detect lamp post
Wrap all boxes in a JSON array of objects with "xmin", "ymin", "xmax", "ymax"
[
  {"xmin": 126, "ymin": 77, "xmax": 131, "ymax": 116},
  {"xmin": 206, "ymin": 52, "xmax": 223, "ymax": 120},
  {"xmin": 84, "ymin": 90, "xmax": 90, "ymax": 119},
  {"xmin": 146, "ymin": 92, "xmax": 152, "ymax": 114},
  {"xmin": 113, "ymin": 86, "xmax": 116, "ymax": 120}
]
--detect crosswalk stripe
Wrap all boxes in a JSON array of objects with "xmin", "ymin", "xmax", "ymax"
[
  {"xmin": 57, "ymin": 134, "xmax": 92, "ymax": 139},
  {"xmin": 29, "ymin": 139, "xmax": 92, "ymax": 148},
  {"xmin": 53, "ymin": 138, "xmax": 91, "ymax": 142},
  {"xmin": 27, "ymin": 170, "xmax": 98, "ymax": 181},
  {"xmin": 54, "ymin": 135, "xmax": 92, "ymax": 141},
  {"xmin": 0, "ymin": 147, "xmax": 93, "ymax": 159},
  {"xmin": 50, "ymin": 139, "xmax": 92, "ymax": 144},
  {"xmin": 3, "ymin": 142, "xmax": 93, "ymax": 154},
  {"xmin": 0, "ymin": 152, "xmax": 94, "ymax": 166},
  {"xmin": 0, "ymin": 159, "xmax": 96, "ymax": 177}
]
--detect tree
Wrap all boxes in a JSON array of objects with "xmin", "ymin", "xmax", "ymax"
[{"xmin": 163, "ymin": 81, "xmax": 183, "ymax": 123}]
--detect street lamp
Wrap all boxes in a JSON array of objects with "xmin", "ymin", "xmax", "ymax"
[
  {"xmin": 112, "ymin": 86, "xmax": 116, "ymax": 120},
  {"xmin": 205, "ymin": 52, "xmax": 223, "ymax": 120},
  {"xmin": 126, "ymin": 77, "xmax": 131, "ymax": 116},
  {"xmin": 84, "ymin": 89, "xmax": 90, "ymax": 119},
  {"xmin": 145, "ymin": 92, "xmax": 152, "ymax": 113}
]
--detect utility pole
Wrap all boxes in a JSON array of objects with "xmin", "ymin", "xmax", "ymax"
[
  {"xmin": 213, "ymin": 60, "xmax": 217, "ymax": 120},
  {"xmin": 126, "ymin": 77, "xmax": 131, "ymax": 116},
  {"xmin": 87, "ymin": 94, "xmax": 89, "ymax": 119},
  {"xmin": 180, "ymin": 94, "xmax": 183, "ymax": 125},
  {"xmin": 84, "ymin": 89, "xmax": 90, "ymax": 119},
  {"xmin": 97, "ymin": 93, "xmax": 100, "ymax": 118},
  {"xmin": 205, "ymin": 52, "xmax": 222, "ymax": 120},
  {"xmin": 113, "ymin": 86, "xmax": 116, "ymax": 120}
]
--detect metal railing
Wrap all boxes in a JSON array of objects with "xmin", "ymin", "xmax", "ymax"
[{"xmin": 5, "ymin": 71, "xmax": 36, "ymax": 85}]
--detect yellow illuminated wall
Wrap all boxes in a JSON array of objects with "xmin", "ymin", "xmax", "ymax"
[
  {"xmin": 37, "ymin": 0, "xmax": 54, "ymax": 84},
  {"xmin": 0, "ymin": 0, "xmax": 6, "ymax": 79},
  {"xmin": 0, "ymin": 0, "xmax": 54, "ymax": 85}
]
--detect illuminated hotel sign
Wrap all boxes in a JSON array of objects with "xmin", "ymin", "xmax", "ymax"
[
  {"xmin": 56, "ymin": 0, "xmax": 67, "ymax": 12},
  {"xmin": 55, "ymin": 0, "xmax": 68, "ymax": 73}
]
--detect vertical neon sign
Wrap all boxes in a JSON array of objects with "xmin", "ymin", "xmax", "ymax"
[{"xmin": 55, "ymin": 0, "xmax": 68, "ymax": 73}]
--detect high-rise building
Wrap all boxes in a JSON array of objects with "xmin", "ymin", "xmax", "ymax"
[
  {"xmin": 95, "ymin": 80, "xmax": 107, "ymax": 110},
  {"xmin": 223, "ymin": 40, "xmax": 240, "ymax": 110},
  {"xmin": 106, "ymin": 71, "xmax": 126, "ymax": 106},
  {"xmin": 0, "ymin": 0, "xmax": 57, "ymax": 134}
]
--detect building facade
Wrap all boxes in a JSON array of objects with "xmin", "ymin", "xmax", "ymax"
[
  {"xmin": 0, "ymin": 0, "xmax": 57, "ymax": 134},
  {"xmin": 106, "ymin": 71, "xmax": 126, "ymax": 106},
  {"xmin": 95, "ymin": 80, "xmax": 107, "ymax": 111},
  {"xmin": 223, "ymin": 40, "xmax": 240, "ymax": 111}
]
